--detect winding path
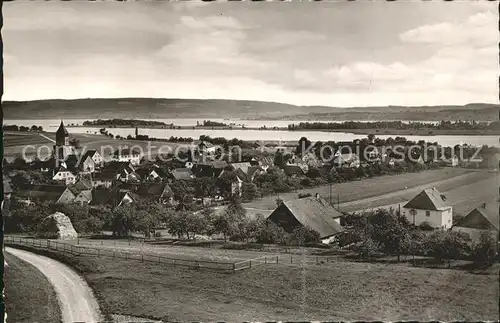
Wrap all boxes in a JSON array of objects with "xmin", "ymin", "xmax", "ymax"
[{"xmin": 5, "ymin": 247, "xmax": 102, "ymax": 323}]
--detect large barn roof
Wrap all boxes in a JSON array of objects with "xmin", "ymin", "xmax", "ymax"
[{"xmin": 270, "ymin": 196, "xmax": 344, "ymax": 239}]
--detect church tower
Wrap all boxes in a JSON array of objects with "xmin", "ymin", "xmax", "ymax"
[
  {"xmin": 56, "ymin": 120, "xmax": 69, "ymax": 146},
  {"xmin": 54, "ymin": 120, "xmax": 71, "ymax": 161}
]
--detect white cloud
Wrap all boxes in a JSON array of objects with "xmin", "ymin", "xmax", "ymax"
[{"xmin": 399, "ymin": 10, "xmax": 497, "ymax": 47}]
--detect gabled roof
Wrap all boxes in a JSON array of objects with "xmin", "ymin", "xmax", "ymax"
[
  {"xmin": 75, "ymin": 189, "xmax": 92, "ymax": 202},
  {"xmin": 199, "ymin": 141, "xmax": 215, "ymax": 148},
  {"xmin": 269, "ymin": 197, "xmax": 344, "ymax": 238},
  {"xmin": 171, "ymin": 168, "xmax": 193, "ymax": 180},
  {"xmin": 17, "ymin": 184, "xmax": 67, "ymax": 202},
  {"xmin": 332, "ymin": 153, "xmax": 360, "ymax": 164},
  {"xmin": 73, "ymin": 178, "xmax": 93, "ymax": 191},
  {"xmin": 454, "ymin": 200, "xmax": 499, "ymax": 231},
  {"xmin": 403, "ymin": 187, "xmax": 449, "ymax": 211},
  {"xmin": 137, "ymin": 183, "xmax": 174, "ymax": 200},
  {"xmin": 231, "ymin": 162, "xmax": 252, "ymax": 174},
  {"xmin": 283, "ymin": 165, "xmax": 305, "ymax": 177},
  {"xmin": 81, "ymin": 150, "xmax": 99, "ymax": 160}
]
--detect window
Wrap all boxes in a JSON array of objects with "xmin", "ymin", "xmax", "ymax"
[{"xmin": 425, "ymin": 211, "xmax": 430, "ymax": 217}]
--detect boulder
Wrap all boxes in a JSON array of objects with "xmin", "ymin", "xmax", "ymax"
[{"xmin": 38, "ymin": 212, "xmax": 78, "ymax": 240}]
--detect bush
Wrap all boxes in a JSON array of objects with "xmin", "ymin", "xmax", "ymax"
[
  {"xmin": 255, "ymin": 220, "xmax": 288, "ymax": 244},
  {"xmin": 298, "ymin": 193, "xmax": 312, "ymax": 199},
  {"xmin": 472, "ymin": 232, "xmax": 497, "ymax": 267},
  {"xmin": 289, "ymin": 226, "xmax": 320, "ymax": 246},
  {"xmin": 418, "ymin": 221, "xmax": 434, "ymax": 231}
]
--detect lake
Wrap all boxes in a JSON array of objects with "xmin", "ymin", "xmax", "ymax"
[{"xmin": 4, "ymin": 118, "xmax": 499, "ymax": 147}]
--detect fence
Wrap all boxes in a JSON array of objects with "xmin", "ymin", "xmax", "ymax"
[
  {"xmin": 4, "ymin": 236, "xmax": 274, "ymax": 274},
  {"xmin": 233, "ymin": 255, "xmax": 279, "ymax": 272}
]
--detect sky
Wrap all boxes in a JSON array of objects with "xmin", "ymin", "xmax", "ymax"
[{"xmin": 3, "ymin": 1, "xmax": 498, "ymax": 107}]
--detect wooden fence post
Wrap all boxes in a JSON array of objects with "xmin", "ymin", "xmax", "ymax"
[
  {"xmin": 232, "ymin": 263, "xmax": 236, "ymax": 274},
  {"xmin": 265, "ymin": 257, "xmax": 267, "ymax": 264},
  {"xmin": 141, "ymin": 254, "xmax": 144, "ymax": 262},
  {"xmin": 113, "ymin": 251, "xmax": 115, "ymax": 259},
  {"xmin": 316, "ymin": 256, "xmax": 318, "ymax": 264},
  {"xmin": 249, "ymin": 260, "xmax": 252, "ymax": 268},
  {"xmin": 97, "ymin": 249, "xmax": 100, "ymax": 258},
  {"xmin": 276, "ymin": 255, "xmax": 279, "ymax": 264},
  {"xmin": 290, "ymin": 255, "xmax": 292, "ymax": 264}
]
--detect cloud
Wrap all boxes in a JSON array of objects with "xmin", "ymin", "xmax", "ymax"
[{"xmin": 399, "ymin": 10, "xmax": 497, "ymax": 47}]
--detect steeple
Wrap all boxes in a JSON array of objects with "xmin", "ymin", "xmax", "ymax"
[{"xmin": 56, "ymin": 119, "xmax": 69, "ymax": 146}]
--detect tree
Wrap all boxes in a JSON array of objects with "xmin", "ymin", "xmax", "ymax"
[
  {"xmin": 110, "ymin": 206, "xmax": 137, "ymax": 236},
  {"xmin": 273, "ymin": 151, "xmax": 286, "ymax": 168},
  {"xmin": 295, "ymin": 137, "xmax": 312, "ymax": 156},
  {"xmin": 367, "ymin": 134, "xmax": 376, "ymax": 143},
  {"xmin": 255, "ymin": 219, "xmax": 288, "ymax": 244},
  {"xmin": 472, "ymin": 232, "xmax": 497, "ymax": 267},
  {"xmin": 193, "ymin": 177, "xmax": 216, "ymax": 199},
  {"xmin": 241, "ymin": 182, "xmax": 259, "ymax": 202},
  {"xmin": 425, "ymin": 231, "xmax": 472, "ymax": 267},
  {"xmin": 69, "ymin": 138, "xmax": 81, "ymax": 148}
]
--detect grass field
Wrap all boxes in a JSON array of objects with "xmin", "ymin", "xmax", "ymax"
[
  {"xmin": 12, "ymin": 246, "xmax": 499, "ymax": 322},
  {"xmin": 245, "ymin": 168, "xmax": 488, "ymax": 210},
  {"xmin": 4, "ymin": 253, "xmax": 62, "ymax": 323},
  {"xmin": 342, "ymin": 170, "xmax": 498, "ymax": 215}
]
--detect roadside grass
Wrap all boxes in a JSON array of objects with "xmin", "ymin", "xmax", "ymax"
[
  {"xmin": 245, "ymin": 168, "xmax": 488, "ymax": 210},
  {"xmin": 9, "ymin": 245, "xmax": 499, "ymax": 322},
  {"xmin": 4, "ymin": 253, "xmax": 62, "ymax": 323}
]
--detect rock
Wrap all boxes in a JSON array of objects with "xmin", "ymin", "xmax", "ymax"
[{"xmin": 38, "ymin": 212, "xmax": 78, "ymax": 240}]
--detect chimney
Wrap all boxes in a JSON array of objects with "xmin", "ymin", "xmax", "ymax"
[
  {"xmin": 482, "ymin": 202, "xmax": 487, "ymax": 209},
  {"xmin": 440, "ymin": 194, "xmax": 447, "ymax": 201},
  {"xmin": 315, "ymin": 193, "xmax": 320, "ymax": 200}
]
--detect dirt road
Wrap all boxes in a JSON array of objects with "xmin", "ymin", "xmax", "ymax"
[{"xmin": 5, "ymin": 247, "xmax": 102, "ymax": 323}]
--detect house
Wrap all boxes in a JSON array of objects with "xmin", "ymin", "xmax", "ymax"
[
  {"xmin": 301, "ymin": 153, "xmax": 323, "ymax": 168},
  {"xmin": 198, "ymin": 141, "xmax": 218, "ymax": 156},
  {"xmin": 68, "ymin": 185, "xmax": 92, "ymax": 205},
  {"xmin": 191, "ymin": 161, "xmax": 229, "ymax": 178},
  {"xmin": 452, "ymin": 200, "xmax": 499, "ymax": 245},
  {"xmin": 170, "ymin": 168, "xmax": 194, "ymax": 181},
  {"xmin": 52, "ymin": 166, "xmax": 77, "ymax": 185},
  {"xmin": 283, "ymin": 165, "xmax": 306, "ymax": 177},
  {"xmin": 250, "ymin": 156, "xmax": 274, "ymax": 171},
  {"xmin": 81, "ymin": 150, "xmax": 103, "ymax": 170},
  {"xmin": 17, "ymin": 184, "xmax": 74, "ymax": 205},
  {"xmin": 402, "ymin": 187, "xmax": 453, "ymax": 229},
  {"xmin": 90, "ymin": 188, "xmax": 135, "ymax": 208},
  {"xmin": 135, "ymin": 166, "xmax": 167, "ymax": 183},
  {"xmin": 116, "ymin": 166, "xmax": 141, "ymax": 183},
  {"xmin": 217, "ymin": 169, "xmax": 244, "ymax": 195},
  {"xmin": 137, "ymin": 183, "xmax": 175, "ymax": 205},
  {"xmin": 332, "ymin": 153, "xmax": 360, "ymax": 169},
  {"xmin": 112, "ymin": 148, "xmax": 142, "ymax": 165},
  {"xmin": 267, "ymin": 194, "xmax": 344, "ymax": 243},
  {"xmin": 92, "ymin": 172, "xmax": 114, "ymax": 188},
  {"xmin": 230, "ymin": 162, "xmax": 263, "ymax": 182}
]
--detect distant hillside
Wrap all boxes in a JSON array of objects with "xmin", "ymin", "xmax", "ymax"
[{"xmin": 2, "ymin": 98, "xmax": 498, "ymax": 121}]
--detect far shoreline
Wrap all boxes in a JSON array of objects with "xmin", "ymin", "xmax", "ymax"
[{"xmin": 65, "ymin": 124, "xmax": 500, "ymax": 136}]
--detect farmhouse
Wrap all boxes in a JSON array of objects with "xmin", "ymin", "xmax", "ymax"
[
  {"xmin": 112, "ymin": 148, "xmax": 142, "ymax": 165},
  {"xmin": 402, "ymin": 187, "xmax": 453, "ymax": 229},
  {"xmin": 452, "ymin": 200, "xmax": 499, "ymax": 245},
  {"xmin": 267, "ymin": 194, "xmax": 344, "ymax": 243},
  {"xmin": 80, "ymin": 150, "xmax": 103, "ymax": 173},
  {"xmin": 332, "ymin": 153, "xmax": 360, "ymax": 169},
  {"xmin": 170, "ymin": 168, "xmax": 194, "ymax": 181},
  {"xmin": 17, "ymin": 184, "xmax": 74, "ymax": 205},
  {"xmin": 52, "ymin": 166, "xmax": 77, "ymax": 185},
  {"xmin": 137, "ymin": 183, "xmax": 175, "ymax": 205}
]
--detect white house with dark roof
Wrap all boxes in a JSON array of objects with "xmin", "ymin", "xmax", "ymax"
[{"xmin": 402, "ymin": 187, "xmax": 453, "ymax": 229}]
